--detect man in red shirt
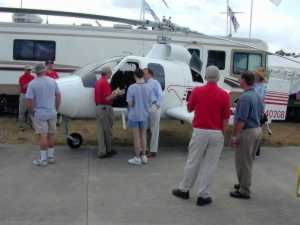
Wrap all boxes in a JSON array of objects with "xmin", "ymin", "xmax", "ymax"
[
  {"xmin": 45, "ymin": 60, "xmax": 59, "ymax": 79},
  {"xmin": 172, "ymin": 65, "xmax": 231, "ymax": 207},
  {"xmin": 18, "ymin": 65, "xmax": 35, "ymax": 129},
  {"xmin": 94, "ymin": 66, "xmax": 123, "ymax": 158}
]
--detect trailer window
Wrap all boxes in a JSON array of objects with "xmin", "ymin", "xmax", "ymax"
[
  {"xmin": 207, "ymin": 50, "xmax": 226, "ymax": 70},
  {"xmin": 148, "ymin": 63, "xmax": 165, "ymax": 90},
  {"xmin": 13, "ymin": 39, "xmax": 56, "ymax": 61},
  {"xmin": 233, "ymin": 52, "xmax": 262, "ymax": 74}
]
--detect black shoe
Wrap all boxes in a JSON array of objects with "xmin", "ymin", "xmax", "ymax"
[
  {"xmin": 147, "ymin": 152, "xmax": 157, "ymax": 158},
  {"xmin": 234, "ymin": 184, "xmax": 240, "ymax": 190},
  {"xmin": 97, "ymin": 153, "xmax": 110, "ymax": 159},
  {"xmin": 108, "ymin": 149, "xmax": 118, "ymax": 156},
  {"xmin": 172, "ymin": 189, "xmax": 190, "ymax": 200},
  {"xmin": 230, "ymin": 190, "xmax": 250, "ymax": 199},
  {"xmin": 196, "ymin": 197, "xmax": 212, "ymax": 206}
]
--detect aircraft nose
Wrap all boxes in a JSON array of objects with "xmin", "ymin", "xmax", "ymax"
[{"xmin": 56, "ymin": 76, "xmax": 82, "ymax": 117}]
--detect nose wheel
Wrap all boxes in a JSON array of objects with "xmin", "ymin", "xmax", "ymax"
[
  {"xmin": 63, "ymin": 116, "xmax": 83, "ymax": 149},
  {"xmin": 67, "ymin": 132, "xmax": 83, "ymax": 149}
]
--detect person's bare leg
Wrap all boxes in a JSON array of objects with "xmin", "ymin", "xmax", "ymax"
[
  {"xmin": 133, "ymin": 128, "xmax": 141, "ymax": 156},
  {"xmin": 47, "ymin": 133, "xmax": 56, "ymax": 160},
  {"xmin": 47, "ymin": 133, "xmax": 55, "ymax": 148},
  {"xmin": 139, "ymin": 128, "xmax": 147, "ymax": 156},
  {"xmin": 35, "ymin": 133, "xmax": 48, "ymax": 163},
  {"xmin": 39, "ymin": 134, "xmax": 48, "ymax": 150}
]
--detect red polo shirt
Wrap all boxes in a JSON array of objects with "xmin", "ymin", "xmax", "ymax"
[
  {"xmin": 94, "ymin": 76, "xmax": 113, "ymax": 105},
  {"xmin": 19, "ymin": 72, "xmax": 35, "ymax": 94},
  {"xmin": 46, "ymin": 70, "xmax": 59, "ymax": 79},
  {"xmin": 188, "ymin": 82, "xmax": 231, "ymax": 131}
]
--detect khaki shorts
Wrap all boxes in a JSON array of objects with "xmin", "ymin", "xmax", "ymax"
[{"xmin": 33, "ymin": 117, "xmax": 57, "ymax": 134}]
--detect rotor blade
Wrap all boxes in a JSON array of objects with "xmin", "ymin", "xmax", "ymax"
[{"xmin": 0, "ymin": 7, "xmax": 152, "ymax": 27}]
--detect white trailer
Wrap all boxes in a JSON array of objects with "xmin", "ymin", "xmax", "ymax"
[{"xmin": 2, "ymin": 7, "xmax": 288, "ymax": 119}]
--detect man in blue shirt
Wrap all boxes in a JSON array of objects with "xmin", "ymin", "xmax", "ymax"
[
  {"xmin": 144, "ymin": 68, "xmax": 163, "ymax": 158},
  {"xmin": 230, "ymin": 71, "xmax": 263, "ymax": 199}
]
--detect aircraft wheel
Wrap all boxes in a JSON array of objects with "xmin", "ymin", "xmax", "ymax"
[{"xmin": 67, "ymin": 133, "xmax": 83, "ymax": 149}]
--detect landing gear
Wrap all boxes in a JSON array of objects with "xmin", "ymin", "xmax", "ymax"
[
  {"xmin": 63, "ymin": 116, "xmax": 83, "ymax": 149},
  {"xmin": 67, "ymin": 132, "xmax": 83, "ymax": 149}
]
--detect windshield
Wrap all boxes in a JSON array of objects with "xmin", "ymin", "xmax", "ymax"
[{"xmin": 77, "ymin": 57, "xmax": 124, "ymax": 88}]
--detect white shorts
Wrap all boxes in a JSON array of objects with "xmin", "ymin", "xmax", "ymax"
[{"xmin": 33, "ymin": 117, "xmax": 57, "ymax": 134}]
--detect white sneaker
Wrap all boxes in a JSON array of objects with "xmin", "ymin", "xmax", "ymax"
[
  {"xmin": 48, "ymin": 157, "xmax": 56, "ymax": 164},
  {"xmin": 141, "ymin": 155, "xmax": 148, "ymax": 164},
  {"xmin": 32, "ymin": 159, "xmax": 48, "ymax": 167},
  {"xmin": 128, "ymin": 157, "xmax": 142, "ymax": 166}
]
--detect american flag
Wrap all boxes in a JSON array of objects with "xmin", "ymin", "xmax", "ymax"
[{"xmin": 228, "ymin": 7, "xmax": 240, "ymax": 32}]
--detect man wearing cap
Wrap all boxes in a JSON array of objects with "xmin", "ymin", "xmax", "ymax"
[
  {"xmin": 45, "ymin": 60, "xmax": 59, "ymax": 80},
  {"xmin": 18, "ymin": 65, "xmax": 35, "ymax": 130},
  {"xmin": 229, "ymin": 71, "xmax": 263, "ymax": 199},
  {"xmin": 143, "ymin": 68, "xmax": 163, "ymax": 158},
  {"xmin": 172, "ymin": 66, "xmax": 231, "ymax": 206},
  {"xmin": 26, "ymin": 63, "xmax": 61, "ymax": 167},
  {"xmin": 94, "ymin": 66, "xmax": 123, "ymax": 158}
]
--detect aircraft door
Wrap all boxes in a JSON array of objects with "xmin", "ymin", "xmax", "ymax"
[{"xmin": 110, "ymin": 61, "xmax": 140, "ymax": 108}]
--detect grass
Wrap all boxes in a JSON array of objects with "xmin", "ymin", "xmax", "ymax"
[{"xmin": 1, "ymin": 117, "xmax": 300, "ymax": 147}]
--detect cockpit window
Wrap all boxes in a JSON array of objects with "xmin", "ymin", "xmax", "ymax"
[
  {"xmin": 148, "ymin": 63, "xmax": 165, "ymax": 90},
  {"xmin": 190, "ymin": 52, "xmax": 203, "ymax": 83},
  {"xmin": 78, "ymin": 57, "xmax": 124, "ymax": 88}
]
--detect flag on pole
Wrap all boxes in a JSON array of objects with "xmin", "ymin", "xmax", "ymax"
[
  {"xmin": 270, "ymin": 0, "xmax": 282, "ymax": 6},
  {"xmin": 162, "ymin": 0, "xmax": 169, "ymax": 8},
  {"xmin": 228, "ymin": 6, "xmax": 240, "ymax": 32},
  {"xmin": 144, "ymin": 1, "xmax": 160, "ymax": 22}
]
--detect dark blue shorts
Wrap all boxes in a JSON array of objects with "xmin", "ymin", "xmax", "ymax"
[{"xmin": 127, "ymin": 120, "xmax": 148, "ymax": 129}]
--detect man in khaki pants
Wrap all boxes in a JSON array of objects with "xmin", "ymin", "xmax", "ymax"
[
  {"xmin": 143, "ymin": 68, "xmax": 163, "ymax": 158},
  {"xmin": 94, "ymin": 67, "xmax": 123, "ymax": 158},
  {"xmin": 230, "ymin": 71, "xmax": 264, "ymax": 199},
  {"xmin": 18, "ymin": 65, "xmax": 34, "ymax": 129},
  {"xmin": 26, "ymin": 63, "xmax": 61, "ymax": 167},
  {"xmin": 172, "ymin": 66, "xmax": 231, "ymax": 206}
]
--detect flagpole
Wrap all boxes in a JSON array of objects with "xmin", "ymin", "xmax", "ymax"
[
  {"xmin": 226, "ymin": 0, "xmax": 229, "ymax": 36},
  {"xmin": 249, "ymin": 0, "xmax": 254, "ymax": 39},
  {"xmin": 140, "ymin": 0, "xmax": 145, "ymax": 21}
]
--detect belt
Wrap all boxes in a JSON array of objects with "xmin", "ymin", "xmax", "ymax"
[
  {"xmin": 96, "ymin": 104, "xmax": 111, "ymax": 106},
  {"xmin": 96, "ymin": 104, "xmax": 112, "ymax": 110}
]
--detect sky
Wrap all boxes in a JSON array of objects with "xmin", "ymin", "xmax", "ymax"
[{"xmin": 0, "ymin": 0, "xmax": 299, "ymax": 53}]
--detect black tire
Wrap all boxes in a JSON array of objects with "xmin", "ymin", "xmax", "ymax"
[{"xmin": 67, "ymin": 133, "xmax": 83, "ymax": 149}]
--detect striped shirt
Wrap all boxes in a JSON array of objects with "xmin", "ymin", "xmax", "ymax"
[{"xmin": 126, "ymin": 82, "xmax": 152, "ymax": 122}]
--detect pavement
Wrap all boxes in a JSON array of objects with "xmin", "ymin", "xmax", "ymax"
[{"xmin": 0, "ymin": 144, "xmax": 299, "ymax": 225}]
